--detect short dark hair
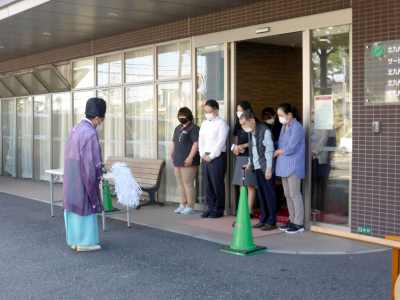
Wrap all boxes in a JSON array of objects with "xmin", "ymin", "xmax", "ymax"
[
  {"xmin": 85, "ymin": 115, "xmax": 96, "ymax": 120},
  {"xmin": 262, "ymin": 107, "xmax": 276, "ymax": 118},
  {"xmin": 205, "ymin": 99, "xmax": 219, "ymax": 111},
  {"xmin": 177, "ymin": 107, "xmax": 194, "ymax": 122}
]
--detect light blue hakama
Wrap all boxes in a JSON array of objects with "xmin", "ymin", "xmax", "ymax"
[{"xmin": 64, "ymin": 210, "xmax": 99, "ymax": 246}]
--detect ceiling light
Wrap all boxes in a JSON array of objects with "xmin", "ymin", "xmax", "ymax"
[
  {"xmin": 0, "ymin": 46, "xmax": 4, "ymax": 49},
  {"xmin": 43, "ymin": 32, "xmax": 51, "ymax": 35},
  {"xmin": 109, "ymin": 13, "xmax": 119, "ymax": 16}
]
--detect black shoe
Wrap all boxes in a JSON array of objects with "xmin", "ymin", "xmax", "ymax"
[
  {"xmin": 286, "ymin": 224, "xmax": 304, "ymax": 234},
  {"xmin": 208, "ymin": 212, "xmax": 223, "ymax": 218},
  {"xmin": 201, "ymin": 211, "xmax": 212, "ymax": 218},
  {"xmin": 250, "ymin": 213, "xmax": 253, "ymax": 219},
  {"xmin": 279, "ymin": 222, "xmax": 293, "ymax": 231}
]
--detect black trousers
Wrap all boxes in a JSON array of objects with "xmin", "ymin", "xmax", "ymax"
[
  {"xmin": 203, "ymin": 152, "xmax": 227, "ymax": 213},
  {"xmin": 255, "ymin": 169, "xmax": 277, "ymax": 225}
]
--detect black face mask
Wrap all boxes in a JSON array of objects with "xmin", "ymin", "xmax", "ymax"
[{"xmin": 178, "ymin": 118, "xmax": 188, "ymax": 124}]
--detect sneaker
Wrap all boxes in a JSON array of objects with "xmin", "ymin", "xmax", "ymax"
[
  {"xmin": 77, "ymin": 245, "xmax": 101, "ymax": 252},
  {"xmin": 311, "ymin": 209, "xmax": 322, "ymax": 214},
  {"xmin": 175, "ymin": 205, "xmax": 186, "ymax": 213},
  {"xmin": 279, "ymin": 222, "xmax": 293, "ymax": 231},
  {"xmin": 286, "ymin": 224, "xmax": 304, "ymax": 234},
  {"xmin": 71, "ymin": 245, "xmax": 77, "ymax": 250},
  {"xmin": 208, "ymin": 212, "xmax": 223, "ymax": 218},
  {"xmin": 181, "ymin": 207, "xmax": 195, "ymax": 214}
]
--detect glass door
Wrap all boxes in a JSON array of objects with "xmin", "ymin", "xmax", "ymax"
[
  {"xmin": 310, "ymin": 25, "xmax": 351, "ymax": 226},
  {"xmin": 195, "ymin": 44, "xmax": 229, "ymax": 210}
]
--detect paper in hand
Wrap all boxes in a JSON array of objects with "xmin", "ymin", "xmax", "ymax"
[{"xmin": 231, "ymin": 144, "xmax": 245, "ymax": 153}]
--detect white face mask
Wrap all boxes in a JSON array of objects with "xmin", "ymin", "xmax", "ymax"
[
  {"xmin": 279, "ymin": 116, "xmax": 289, "ymax": 125},
  {"xmin": 243, "ymin": 126, "xmax": 252, "ymax": 133},
  {"xmin": 205, "ymin": 113, "xmax": 215, "ymax": 121},
  {"xmin": 236, "ymin": 111, "xmax": 243, "ymax": 119},
  {"xmin": 265, "ymin": 119, "xmax": 274, "ymax": 125},
  {"xmin": 96, "ymin": 119, "xmax": 103, "ymax": 132}
]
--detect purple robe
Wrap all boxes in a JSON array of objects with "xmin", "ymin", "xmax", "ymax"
[{"xmin": 62, "ymin": 120, "xmax": 104, "ymax": 216}]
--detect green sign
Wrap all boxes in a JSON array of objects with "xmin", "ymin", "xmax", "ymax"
[{"xmin": 358, "ymin": 227, "xmax": 372, "ymax": 234}]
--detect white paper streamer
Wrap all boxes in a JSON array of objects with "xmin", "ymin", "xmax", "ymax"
[{"xmin": 110, "ymin": 162, "xmax": 142, "ymax": 208}]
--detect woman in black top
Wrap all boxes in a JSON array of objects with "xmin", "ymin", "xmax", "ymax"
[
  {"xmin": 169, "ymin": 107, "xmax": 200, "ymax": 215},
  {"xmin": 232, "ymin": 101, "xmax": 258, "ymax": 217}
]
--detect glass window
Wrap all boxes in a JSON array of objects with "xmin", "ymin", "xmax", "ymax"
[
  {"xmin": 2, "ymin": 99, "xmax": 16, "ymax": 177},
  {"xmin": 195, "ymin": 44, "xmax": 225, "ymax": 205},
  {"xmin": 73, "ymin": 58, "xmax": 94, "ymax": 89},
  {"xmin": 1, "ymin": 76, "xmax": 30, "ymax": 96},
  {"xmin": 196, "ymin": 44, "xmax": 225, "ymax": 123},
  {"xmin": 33, "ymin": 95, "xmax": 51, "ymax": 181},
  {"xmin": 0, "ymin": 81, "xmax": 13, "ymax": 98},
  {"xmin": 157, "ymin": 41, "xmax": 191, "ymax": 80},
  {"xmin": 52, "ymin": 93, "xmax": 71, "ymax": 169},
  {"xmin": 125, "ymin": 47, "xmax": 153, "ymax": 83},
  {"xmin": 15, "ymin": 73, "xmax": 48, "ymax": 94},
  {"xmin": 97, "ymin": 88, "xmax": 123, "ymax": 160},
  {"xmin": 34, "ymin": 69, "xmax": 70, "ymax": 92},
  {"xmin": 17, "ymin": 97, "xmax": 32, "ymax": 179},
  {"xmin": 157, "ymin": 81, "xmax": 191, "ymax": 202},
  {"xmin": 73, "ymin": 90, "xmax": 94, "ymax": 125},
  {"xmin": 126, "ymin": 85, "xmax": 154, "ymax": 158},
  {"xmin": 97, "ymin": 54, "xmax": 122, "ymax": 86},
  {"xmin": 311, "ymin": 25, "xmax": 351, "ymax": 225}
]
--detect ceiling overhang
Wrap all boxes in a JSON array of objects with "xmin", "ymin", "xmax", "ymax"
[{"xmin": 0, "ymin": 0, "xmax": 258, "ymax": 63}]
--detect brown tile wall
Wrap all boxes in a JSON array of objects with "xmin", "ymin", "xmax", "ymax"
[
  {"xmin": 0, "ymin": 0, "xmax": 350, "ymax": 73},
  {"xmin": 236, "ymin": 42, "xmax": 302, "ymax": 119},
  {"xmin": 351, "ymin": 0, "xmax": 400, "ymax": 238}
]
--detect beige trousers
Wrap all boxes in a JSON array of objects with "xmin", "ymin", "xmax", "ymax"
[
  {"xmin": 174, "ymin": 167, "xmax": 198, "ymax": 209},
  {"xmin": 282, "ymin": 172, "xmax": 304, "ymax": 226}
]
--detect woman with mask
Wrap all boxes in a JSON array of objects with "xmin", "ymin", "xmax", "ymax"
[
  {"xmin": 274, "ymin": 103, "xmax": 305, "ymax": 234},
  {"xmin": 232, "ymin": 100, "xmax": 258, "ymax": 218},
  {"xmin": 169, "ymin": 107, "xmax": 200, "ymax": 214}
]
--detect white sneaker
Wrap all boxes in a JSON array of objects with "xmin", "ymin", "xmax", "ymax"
[
  {"xmin": 175, "ymin": 205, "xmax": 186, "ymax": 213},
  {"xmin": 181, "ymin": 207, "xmax": 195, "ymax": 214},
  {"xmin": 77, "ymin": 245, "xmax": 101, "ymax": 252}
]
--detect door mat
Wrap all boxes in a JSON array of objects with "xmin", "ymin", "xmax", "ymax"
[{"xmin": 180, "ymin": 216, "xmax": 284, "ymax": 238}]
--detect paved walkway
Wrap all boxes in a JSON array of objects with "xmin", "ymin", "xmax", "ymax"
[{"xmin": 0, "ymin": 176, "xmax": 386, "ymax": 255}]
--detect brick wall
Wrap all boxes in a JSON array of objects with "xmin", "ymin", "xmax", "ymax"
[
  {"xmin": 0, "ymin": 0, "xmax": 350, "ymax": 74},
  {"xmin": 351, "ymin": 0, "xmax": 400, "ymax": 237},
  {"xmin": 236, "ymin": 42, "xmax": 302, "ymax": 119}
]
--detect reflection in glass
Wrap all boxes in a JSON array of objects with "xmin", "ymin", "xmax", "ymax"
[
  {"xmin": 125, "ymin": 47, "xmax": 153, "ymax": 83},
  {"xmin": 33, "ymin": 95, "xmax": 51, "ymax": 181},
  {"xmin": 16, "ymin": 73, "xmax": 48, "ymax": 94},
  {"xmin": 157, "ymin": 81, "xmax": 191, "ymax": 202},
  {"xmin": 17, "ymin": 97, "xmax": 32, "ymax": 179},
  {"xmin": 73, "ymin": 90, "xmax": 94, "ymax": 125},
  {"xmin": 97, "ymin": 88, "xmax": 123, "ymax": 160},
  {"xmin": 195, "ymin": 44, "xmax": 225, "ymax": 204},
  {"xmin": 157, "ymin": 41, "xmax": 191, "ymax": 80},
  {"xmin": 73, "ymin": 58, "xmax": 94, "ymax": 89},
  {"xmin": 97, "ymin": 54, "xmax": 122, "ymax": 86},
  {"xmin": 2, "ymin": 99, "xmax": 16, "ymax": 177},
  {"xmin": 311, "ymin": 25, "xmax": 351, "ymax": 225},
  {"xmin": 34, "ymin": 69, "xmax": 69, "ymax": 92},
  {"xmin": 1, "ymin": 76, "xmax": 29, "ymax": 96},
  {"xmin": 52, "ymin": 93, "xmax": 71, "ymax": 169},
  {"xmin": 126, "ymin": 85, "xmax": 154, "ymax": 159}
]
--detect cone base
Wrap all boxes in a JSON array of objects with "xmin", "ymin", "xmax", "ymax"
[{"xmin": 220, "ymin": 245, "xmax": 267, "ymax": 256}]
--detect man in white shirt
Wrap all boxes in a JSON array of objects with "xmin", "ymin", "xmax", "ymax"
[{"xmin": 199, "ymin": 99, "xmax": 230, "ymax": 218}]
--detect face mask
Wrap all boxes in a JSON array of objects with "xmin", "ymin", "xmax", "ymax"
[
  {"xmin": 236, "ymin": 111, "xmax": 243, "ymax": 119},
  {"xmin": 96, "ymin": 119, "xmax": 103, "ymax": 132},
  {"xmin": 243, "ymin": 126, "xmax": 252, "ymax": 133},
  {"xmin": 178, "ymin": 118, "xmax": 188, "ymax": 124},
  {"xmin": 205, "ymin": 113, "xmax": 215, "ymax": 121},
  {"xmin": 265, "ymin": 119, "xmax": 274, "ymax": 125},
  {"xmin": 279, "ymin": 117, "xmax": 289, "ymax": 125}
]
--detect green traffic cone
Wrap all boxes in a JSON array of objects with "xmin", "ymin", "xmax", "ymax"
[{"xmin": 220, "ymin": 186, "xmax": 266, "ymax": 256}]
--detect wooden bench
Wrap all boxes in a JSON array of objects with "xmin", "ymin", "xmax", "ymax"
[{"xmin": 105, "ymin": 156, "xmax": 166, "ymax": 209}]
